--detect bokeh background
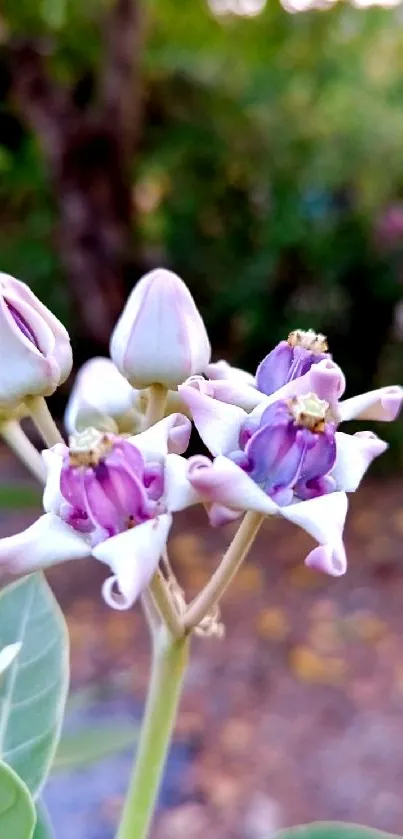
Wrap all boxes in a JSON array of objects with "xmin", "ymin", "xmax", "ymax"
[{"xmin": 1, "ymin": 0, "xmax": 403, "ymax": 837}]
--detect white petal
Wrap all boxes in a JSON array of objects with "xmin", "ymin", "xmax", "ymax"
[
  {"xmin": 281, "ymin": 492, "xmax": 348, "ymax": 576},
  {"xmin": 304, "ymin": 543, "xmax": 347, "ymax": 577},
  {"xmin": 332, "ymin": 431, "xmax": 388, "ymax": 492},
  {"xmin": 130, "ymin": 413, "xmax": 191, "ymax": 460},
  {"xmin": 0, "ymin": 513, "xmax": 89, "ymax": 579},
  {"xmin": 339, "ymin": 385, "xmax": 403, "ymax": 422},
  {"xmin": 42, "ymin": 445, "xmax": 66, "ymax": 513},
  {"xmin": 205, "ymin": 379, "xmax": 261, "ymax": 411},
  {"xmin": 65, "ymin": 357, "xmax": 141, "ymax": 435},
  {"xmin": 188, "ymin": 455, "xmax": 279, "ymax": 515},
  {"xmin": 163, "ymin": 454, "xmax": 201, "ymax": 512},
  {"xmin": 110, "ymin": 268, "xmax": 211, "ymax": 389},
  {"xmin": 183, "ymin": 371, "xmax": 260, "ymax": 411},
  {"xmin": 178, "ymin": 385, "xmax": 246, "ymax": 456},
  {"xmin": 93, "ymin": 515, "xmax": 172, "ymax": 609},
  {"xmin": 205, "ymin": 359, "xmax": 256, "ymax": 386},
  {"xmin": 207, "ymin": 503, "xmax": 243, "ymax": 527}
]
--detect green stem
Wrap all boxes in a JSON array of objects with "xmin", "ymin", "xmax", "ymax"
[
  {"xmin": 149, "ymin": 571, "xmax": 183, "ymax": 639},
  {"xmin": 184, "ymin": 510, "xmax": 264, "ymax": 631},
  {"xmin": 116, "ymin": 628, "xmax": 190, "ymax": 839},
  {"xmin": 145, "ymin": 384, "xmax": 167, "ymax": 428},
  {"xmin": 26, "ymin": 396, "xmax": 65, "ymax": 447},
  {"xmin": 0, "ymin": 421, "xmax": 46, "ymax": 484}
]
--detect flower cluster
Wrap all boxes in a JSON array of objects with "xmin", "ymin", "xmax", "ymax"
[{"xmin": 0, "ymin": 267, "xmax": 401, "ymax": 611}]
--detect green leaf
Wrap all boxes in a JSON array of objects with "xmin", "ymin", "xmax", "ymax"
[
  {"xmin": 0, "ymin": 759, "xmax": 36, "ymax": 838},
  {"xmin": 0, "ymin": 574, "xmax": 69, "ymax": 797},
  {"xmin": 32, "ymin": 804, "xmax": 54, "ymax": 839},
  {"xmin": 0, "ymin": 644, "xmax": 22, "ymax": 678},
  {"xmin": 279, "ymin": 824, "xmax": 400, "ymax": 839},
  {"xmin": 53, "ymin": 723, "xmax": 138, "ymax": 772}
]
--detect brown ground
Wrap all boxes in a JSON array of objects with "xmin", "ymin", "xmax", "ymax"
[{"xmin": 2, "ymin": 447, "xmax": 403, "ymax": 838}]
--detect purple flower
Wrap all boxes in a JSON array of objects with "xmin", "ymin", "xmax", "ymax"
[
  {"xmin": 179, "ymin": 362, "xmax": 401, "ymax": 577},
  {"xmin": 59, "ymin": 431, "xmax": 162, "ymax": 541},
  {"xmin": 0, "ymin": 414, "xmax": 201, "ymax": 610},
  {"xmin": 229, "ymin": 394, "xmax": 336, "ymax": 506}
]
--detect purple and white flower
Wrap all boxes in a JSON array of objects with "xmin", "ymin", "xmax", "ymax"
[
  {"xmin": 180, "ymin": 358, "xmax": 401, "ymax": 578},
  {"xmin": 0, "ymin": 272, "xmax": 72, "ymax": 407},
  {"xmin": 0, "ymin": 414, "xmax": 199, "ymax": 610},
  {"xmin": 190, "ymin": 330, "xmax": 402, "ymax": 423}
]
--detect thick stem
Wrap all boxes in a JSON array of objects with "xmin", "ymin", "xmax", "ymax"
[
  {"xmin": 27, "ymin": 397, "xmax": 65, "ymax": 447},
  {"xmin": 116, "ymin": 628, "xmax": 190, "ymax": 839},
  {"xmin": 141, "ymin": 591, "xmax": 160, "ymax": 638},
  {"xmin": 0, "ymin": 421, "xmax": 46, "ymax": 484},
  {"xmin": 145, "ymin": 384, "xmax": 167, "ymax": 428},
  {"xmin": 184, "ymin": 511, "xmax": 264, "ymax": 632}
]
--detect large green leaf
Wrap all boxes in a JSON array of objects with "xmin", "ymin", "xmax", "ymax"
[
  {"xmin": 0, "ymin": 574, "xmax": 69, "ymax": 797},
  {"xmin": 279, "ymin": 824, "xmax": 400, "ymax": 839},
  {"xmin": 0, "ymin": 759, "xmax": 36, "ymax": 838},
  {"xmin": 32, "ymin": 804, "xmax": 54, "ymax": 839}
]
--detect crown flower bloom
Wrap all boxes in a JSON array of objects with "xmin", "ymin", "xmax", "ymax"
[
  {"xmin": 184, "ymin": 329, "xmax": 403, "ymax": 423},
  {"xmin": 0, "ymin": 414, "xmax": 199, "ymax": 610},
  {"xmin": 180, "ymin": 360, "xmax": 398, "ymax": 577},
  {"xmin": 0, "ymin": 272, "xmax": 72, "ymax": 407},
  {"xmin": 110, "ymin": 268, "xmax": 211, "ymax": 389},
  {"xmin": 65, "ymin": 357, "xmax": 147, "ymax": 435}
]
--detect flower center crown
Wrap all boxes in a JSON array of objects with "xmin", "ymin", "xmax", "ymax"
[
  {"xmin": 288, "ymin": 393, "xmax": 330, "ymax": 433},
  {"xmin": 287, "ymin": 329, "xmax": 328, "ymax": 354},
  {"xmin": 68, "ymin": 427, "xmax": 114, "ymax": 467}
]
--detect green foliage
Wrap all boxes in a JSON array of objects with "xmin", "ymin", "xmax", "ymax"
[
  {"xmin": 0, "ymin": 0, "xmax": 403, "ymax": 460},
  {"xmin": 0, "ymin": 760, "xmax": 36, "ymax": 839},
  {"xmin": 279, "ymin": 824, "xmax": 400, "ymax": 839},
  {"xmin": 0, "ymin": 575, "xmax": 69, "ymax": 797},
  {"xmin": 54, "ymin": 723, "xmax": 138, "ymax": 772},
  {"xmin": 32, "ymin": 804, "xmax": 55, "ymax": 839}
]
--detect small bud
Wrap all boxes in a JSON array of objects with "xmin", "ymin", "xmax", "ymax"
[
  {"xmin": 0, "ymin": 273, "xmax": 72, "ymax": 407},
  {"xmin": 65, "ymin": 357, "xmax": 145, "ymax": 435},
  {"xmin": 110, "ymin": 268, "xmax": 211, "ymax": 389}
]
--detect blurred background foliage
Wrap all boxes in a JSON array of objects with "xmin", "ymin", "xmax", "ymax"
[{"xmin": 0, "ymin": 0, "xmax": 402, "ymax": 461}]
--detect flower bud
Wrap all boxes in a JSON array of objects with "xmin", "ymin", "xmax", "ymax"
[
  {"xmin": 0, "ymin": 273, "xmax": 72, "ymax": 407},
  {"xmin": 65, "ymin": 357, "xmax": 146, "ymax": 435},
  {"xmin": 110, "ymin": 268, "xmax": 211, "ymax": 389}
]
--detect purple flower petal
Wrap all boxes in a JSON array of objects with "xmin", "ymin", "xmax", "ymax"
[
  {"xmin": 84, "ymin": 463, "xmax": 154, "ymax": 534},
  {"xmin": 256, "ymin": 342, "xmax": 293, "ymax": 396},
  {"xmin": 143, "ymin": 462, "xmax": 165, "ymax": 500},
  {"xmin": 299, "ymin": 425, "xmax": 336, "ymax": 484},
  {"xmin": 5, "ymin": 300, "xmax": 40, "ymax": 349},
  {"xmin": 106, "ymin": 439, "xmax": 145, "ymax": 478},
  {"xmin": 59, "ymin": 502, "xmax": 93, "ymax": 533},
  {"xmin": 245, "ymin": 421, "xmax": 307, "ymax": 495},
  {"xmin": 60, "ymin": 460, "xmax": 87, "ymax": 510}
]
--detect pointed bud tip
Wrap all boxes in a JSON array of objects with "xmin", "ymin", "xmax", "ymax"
[{"xmin": 111, "ymin": 267, "xmax": 211, "ymax": 389}]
